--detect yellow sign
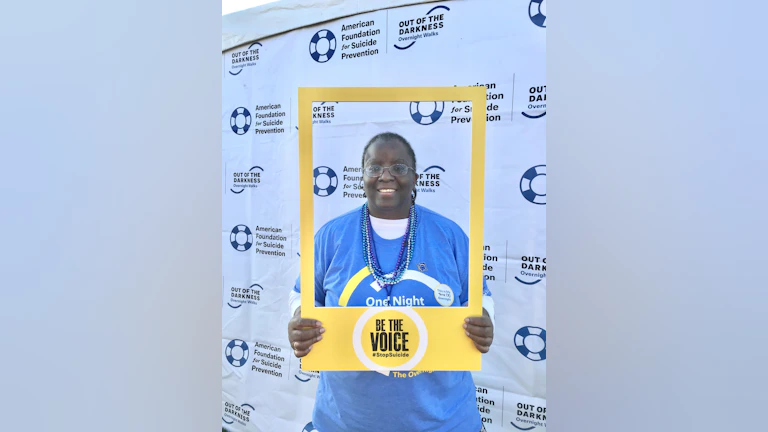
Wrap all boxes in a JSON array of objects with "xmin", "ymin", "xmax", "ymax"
[{"xmin": 298, "ymin": 86, "xmax": 486, "ymax": 371}]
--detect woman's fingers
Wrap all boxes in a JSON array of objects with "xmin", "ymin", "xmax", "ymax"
[
  {"xmin": 465, "ymin": 332, "xmax": 492, "ymax": 352},
  {"xmin": 288, "ymin": 316, "xmax": 324, "ymax": 358},
  {"xmin": 292, "ymin": 333, "xmax": 323, "ymax": 351},
  {"xmin": 290, "ymin": 318, "xmax": 323, "ymax": 329},
  {"xmin": 290, "ymin": 327, "xmax": 324, "ymax": 343},
  {"xmin": 464, "ymin": 315, "xmax": 494, "ymax": 353}
]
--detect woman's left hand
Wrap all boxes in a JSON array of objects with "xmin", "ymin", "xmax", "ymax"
[{"xmin": 464, "ymin": 308, "xmax": 494, "ymax": 353}]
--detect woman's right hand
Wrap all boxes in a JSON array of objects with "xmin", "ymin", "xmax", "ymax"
[{"xmin": 287, "ymin": 306, "xmax": 325, "ymax": 358}]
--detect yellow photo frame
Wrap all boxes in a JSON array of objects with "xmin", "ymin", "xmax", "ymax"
[{"xmin": 298, "ymin": 86, "xmax": 486, "ymax": 371}]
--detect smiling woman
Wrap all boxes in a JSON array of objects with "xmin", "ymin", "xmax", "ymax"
[
  {"xmin": 286, "ymin": 131, "xmax": 496, "ymax": 432},
  {"xmin": 361, "ymin": 133, "xmax": 418, "ymax": 219}
]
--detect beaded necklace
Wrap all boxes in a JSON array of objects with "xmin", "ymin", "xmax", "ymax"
[{"xmin": 361, "ymin": 203, "xmax": 418, "ymax": 302}]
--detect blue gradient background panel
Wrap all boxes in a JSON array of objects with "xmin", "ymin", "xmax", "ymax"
[
  {"xmin": 0, "ymin": 1, "xmax": 221, "ymax": 430},
  {"xmin": 548, "ymin": 0, "xmax": 768, "ymax": 431}
]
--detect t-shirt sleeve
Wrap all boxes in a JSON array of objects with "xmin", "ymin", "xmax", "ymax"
[
  {"xmin": 291, "ymin": 225, "xmax": 332, "ymax": 308},
  {"xmin": 454, "ymin": 226, "xmax": 492, "ymax": 305}
]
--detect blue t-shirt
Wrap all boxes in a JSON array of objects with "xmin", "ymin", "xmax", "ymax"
[{"xmin": 293, "ymin": 205, "xmax": 491, "ymax": 432}]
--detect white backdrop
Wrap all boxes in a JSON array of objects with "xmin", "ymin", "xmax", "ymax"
[{"xmin": 222, "ymin": 1, "xmax": 546, "ymax": 430}]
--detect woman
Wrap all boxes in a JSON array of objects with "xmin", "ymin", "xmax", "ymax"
[{"xmin": 287, "ymin": 132, "xmax": 495, "ymax": 432}]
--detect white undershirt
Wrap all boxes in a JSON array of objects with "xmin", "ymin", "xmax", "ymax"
[
  {"xmin": 288, "ymin": 216, "xmax": 495, "ymax": 326},
  {"xmin": 368, "ymin": 215, "xmax": 409, "ymax": 239}
]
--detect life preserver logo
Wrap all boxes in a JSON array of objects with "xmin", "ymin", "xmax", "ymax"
[
  {"xmin": 314, "ymin": 166, "xmax": 338, "ymax": 196},
  {"xmin": 520, "ymin": 165, "xmax": 546, "ymax": 205},
  {"xmin": 230, "ymin": 107, "xmax": 251, "ymax": 135},
  {"xmin": 352, "ymin": 308, "xmax": 428, "ymax": 371},
  {"xmin": 529, "ymin": 0, "xmax": 547, "ymax": 28},
  {"xmin": 515, "ymin": 326, "xmax": 546, "ymax": 361},
  {"xmin": 410, "ymin": 101, "xmax": 444, "ymax": 125},
  {"xmin": 309, "ymin": 30, "xmax": 337, "ymax": 63},
  {"xmin": 225, "ymin": 339, "xmax": 250, "ymax": 367},
  {"xmin": 230, "ymin": 225, "xmax": 253, "ymax": 251},
  {"xmin": 302, "ymin": 421, "xmax": 318, "ymax": 432}
]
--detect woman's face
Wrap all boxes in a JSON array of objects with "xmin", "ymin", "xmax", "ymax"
[{"xmin": 362, "ymin": 139, "xmax": 418, "ymax": 218}]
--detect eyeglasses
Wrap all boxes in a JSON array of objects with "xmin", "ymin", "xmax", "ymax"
[{"xmin": 364, "ymin": 164, "xmax": 414, "ymax": 177}]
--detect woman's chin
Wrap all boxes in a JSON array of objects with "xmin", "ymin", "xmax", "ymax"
[{"xmin": 371, "ymin": 197, "xmax": 406, "ymax": 212}]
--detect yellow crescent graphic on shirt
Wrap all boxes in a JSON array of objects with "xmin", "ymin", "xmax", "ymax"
[
  {"xmin": 338, "ymin": 267, "xmax": 442, "ymax": 306},
  {"xmin": 338, "ymin": 267, "xmax": 371, "ymax": 306}
]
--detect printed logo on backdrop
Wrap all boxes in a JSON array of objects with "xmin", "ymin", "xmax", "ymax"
[
  {"xmin": 315, "ymin": 164, "xmax": 368, "ymax": 199},
  {"xmin": 515, "ymin": 326, "xmax": 546, "ymax": 361},
  {"xmin": 314, "ymin": 166, "xmax": 338, "ymax": 197},
  {"xmin": 447, "ymin": 83, "xmax": 505, "ymax": 124},
  {"xmin": 512, "ymin": 402, "xmax": 547, "ymax": 431},
  {"xmin": 312, "ymin": 102, "xmax": 337, "ymax": 125},
  {"xmin": 253, "ymin": 103, "xmax": 287, "ymax": 135},
  {"xmin": 395, "ymin": 5, "xmax": 449, "ymax": 50},
  {"xmin": 410, "ymin": 101, "xmax": 444, "ymax": 125},
  {"xmin": 230, "ymin": 224, "xmax": 289, "ymax": 257},
  {"xmin": 230, "ymin": 107, "xmax": 251, "ymax": 135},
  {"xmin": 228, "ymin": 41, "xmax": 262, "ymax": 75},
  {"xmin": 230, "ymin": 225, "xmax": 253, "ymax": 251},
  {"xmin": 229, "ymin": 102, "xmax": 289, "ymax": 136},
  {"xmin": 309, "ymin": 19, "xmax": 384, "ymax": 63},
  {"xmin": 516, "ymin": 255, "xmax": 546, "ymax": 285},
  {"xmin": 294, "ymin": 357, "xmax": 320, "ymax": 383},
  {"xmin": 339, "ymin": 18, "xmax": 382, "ymax": 60},
  {"xmin": 225, "ymin": 339, "xmax": 250, "ymax": 367},
  {"xmin": 222, "ymin": 402, "xmax": 254, "ymax": 426},
  {"xmin": 252, "ymin": 341, "xmax": 288, "ymax": 379},
  {"xmin": 309, "ymin": 30, "xmax": 336, "ymax": 63},
  {"xmin": 529, "ymin": 0, "xmax": 547, "ymax": 28},
  {"xmin": 522, "ymin": 85, "xmax": 546, "ymax": 119},
  {"xmin": 302, "ymin": 421, "xmax": 318, "ymax": 432},
  {"xmin": 416, "ymin": 165, "xmax": 444, "ymax": 194},
  {"xmin": 227, "ymin": 283, "xmax": 264, "ymax": 308},
  {"xmin": 224, "ymin": 339, "xmax": 290, "ymax": 379},
  {"xmin": 230, "ymin": 166, "xmax": 264, "ymax": 194},
  {"xmin": 520, "ymin": 165, "xmax": 546, "ymax": 205}
]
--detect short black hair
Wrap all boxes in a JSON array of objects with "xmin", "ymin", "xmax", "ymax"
[{"xmin": 361, "ymin": 132, "xmax": 416, "ymax": 169}]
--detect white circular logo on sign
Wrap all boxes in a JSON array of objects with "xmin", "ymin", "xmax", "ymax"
[{"xmin": 434, "ymin": 284, "xmax": 455, "ymax": 307}]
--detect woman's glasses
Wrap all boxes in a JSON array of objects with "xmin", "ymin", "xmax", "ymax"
[{"xmin": 364, "ymin": 164, "xmax": 415, "ymax": 177}]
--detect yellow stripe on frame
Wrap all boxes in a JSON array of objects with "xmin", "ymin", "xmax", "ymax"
[
  {"xmin": 468, "ymin": 87, "xmax": 485, "ymax": 313},
  {"xmin": 298, "ymin": 90, "xmax": 316, "ymax": 315}
]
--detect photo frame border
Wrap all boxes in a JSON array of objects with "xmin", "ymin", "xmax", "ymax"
[{"xmin": 298, "ymin": 86, "xmax": 486, "ymax": 371}]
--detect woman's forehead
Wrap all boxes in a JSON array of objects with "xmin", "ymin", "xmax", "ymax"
[{"xmin": 365, "ymin": 139, "xmax": 411, "ymax": 161}]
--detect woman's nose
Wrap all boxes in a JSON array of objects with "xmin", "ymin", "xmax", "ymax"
[{"xmin": 379, "ymin": 168, "xmax": 395, "ymax": 180}]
